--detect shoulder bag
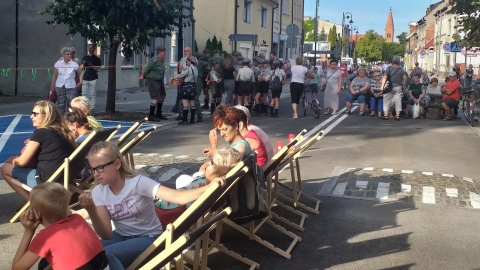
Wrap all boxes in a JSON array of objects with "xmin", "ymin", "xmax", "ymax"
[
  {"xmin": 321, "ymin": 69, "xmax": 338, "ymax": 92},
  {"xmin": 383, "ymin": 67, "xmax": 400, "ymax": 93}
]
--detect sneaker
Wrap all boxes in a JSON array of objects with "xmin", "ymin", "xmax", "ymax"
[
  {"xmin": 148, "ymin": 116, "xmax": 161, "ymax": 122},
  {"xmin": 155, "ymin": 114, "xmax": 168, "ymax": 120},
  {"xmin": 178, "ymin": 121, "xmax": 188, "ymax": 125}
]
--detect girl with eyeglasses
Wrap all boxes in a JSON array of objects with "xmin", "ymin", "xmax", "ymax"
[
  {"xmin": 77, "ymin": 141, "xmax": 225, "ymax": 270},
  {"xmin": 1, "ymin": 100, "xmax": 76, "ymax": 202}
]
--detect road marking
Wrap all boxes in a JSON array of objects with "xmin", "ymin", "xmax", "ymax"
[
  {"xmin": 176, "ymin": 155, "xmax": 189, "ymax": 159},
  {"xmin": 148, "ymin": 166, "xmax": 162, "ymax": 172},
  {"xmin": 0, "ymin": 115, "xmax": 22, "ymax": 154},
  {"xmin": 445, "ymin": 188, "xmax": 458, "ymax": 198},
  {"xmin": 376, "ymin": 182, "xmax": 390, "ymax": 199},
  {"xmin": 318, "ymin": 167, "xmax": 344, "ymax": 195},
  {"xmin": 422, "ymin": 186, "xmax": 436, "ymax": 204},
  {"xmin": 332, "ymin": 182, "xmax": 347, "ymax": 196},
  {"xmin": 135, "ymin": 164, "xmax": 146, "ymax": 169},
  {"xmin": 401, "ymin": 170, "xmax": 414, "ymax": 174},
  {"xmin": 157, "ymin": 168, "xmax": 181, "ymax": 182},
  {"xmin": 442, "ymin": 173, "xmax": 454, "ymax": 178},
  {"xmin": 356, "ymin": 180, "xmax": 368, "ymax": 189},
  {"xmin": 147, "ymin": 153, "xmax": 158, "ymax": 156},
  {"xmin": 422, "ymin": 172, "xmax": 433, "ymax": 176},
  {"xmin": 160, "ymin": 154, "xmax": 173, "ymax": 157},
  {"xmin": 401, "ymin": 184, "xmax": 412, "ymax": 193},
  {"xmin": 463, "ymin": 177, "xmax": 473, "ymax": 183},
  {"xmin": 362, "ymin": 167, "xmax": 374, "ymax": 171},
  {"xmin": 346, "ymin": 168, "xmax": 356, "ymax": 172},
  {"xmin": 382, "ymin": 168, "xmax": 394, "ymax": 172},
  {"xmin": 302, "ymin": 106, "xmax": 357, "ymax": 140},
  {"xmin": 470, "ymin": 192, "xmax": 480, "ymax": 208}
]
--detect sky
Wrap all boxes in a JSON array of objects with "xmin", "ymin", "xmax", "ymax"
[{"xmin": 304, "ymin": 0, "xmax": 441, "ymax": 38}]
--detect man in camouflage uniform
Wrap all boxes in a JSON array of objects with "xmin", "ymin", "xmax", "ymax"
[
  {"xmin": 140, "ymin": 46, "xmax": 168, "ymax": 121},
  {"xmin": 194, "ymin": 52, "xmax": 208, "ymax": 122},
  {"xmin": 200, "ymin": 49, "xmax": 211, "ymax": 109}
]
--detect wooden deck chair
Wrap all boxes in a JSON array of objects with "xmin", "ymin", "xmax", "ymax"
[
  {"xmin": 116, "ymin": 117, "xmax": 148, "ymax": 148},
  {"xmin": 276, "ymin": 130, "xmax": 324, "ymax": 216},
  {"xmin": 119, "ymin": 126, "xmax": 157, "ymax": 169},
  {"xmin": 127, "ymin": 159, "xmax": 251, "ymax": 270},
  {"xmin": 209, "ymin": 148, "xmax": 302, "ymax": 262},
  {"xmin": 10, "ymin": 126, "xmax": 121, "ymax": 223},
  {"xmin": 138, "ymin": 207, "xmax": 233, "ymax": 270}
]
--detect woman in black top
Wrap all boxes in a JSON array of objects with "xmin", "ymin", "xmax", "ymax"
[
  {"xmin": 380, "ymin": 56, "xmax": 407, "ymax": 120},
  {"xmin": 1, "ymin": 100, "xmax": 76, "ymax": 201},
  {"xmin": 223, "ymin": 56, "xmax": 236, "ymax": 106}
]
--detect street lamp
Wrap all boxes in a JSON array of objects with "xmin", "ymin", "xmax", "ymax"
[
  {"xmin": 314, "ymin": 0, "xmax": 319, "ymax": 66},
  {"xmin": 341, "ymin": 12, "xmax": 353, "ymax": 59},
  {"xmin": 352, "ymin": 26, "xmax": 358, "ymax": 65}
]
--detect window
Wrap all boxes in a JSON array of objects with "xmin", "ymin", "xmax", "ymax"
[
  {"xmin": 261, "ymin": 8, "xmax": 268, "ymax": 28},
  {"xmin": 282, "ymin": 0, "xmax": 289, "ymax": 15},
  {"xmin": 273, "ymin": 7, "xmax": 278, "ymax": 22},
  {"xmin": 244, "ymin": 0, "xmax": 252, "ymax": 23}
]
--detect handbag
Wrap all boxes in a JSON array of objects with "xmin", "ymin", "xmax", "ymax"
[
  {"xmin": 179, "ymin": 68, "xmax": 196, "ymax": 99},
  {"xmin": 321, "ymin": 69, "xmax": 338, "ymax": 92},
  {"xmin": 46, "ymin": 88, "xmax": 57, "ymax": 103},
  {"xmin": 412, "ymin": 103, "xmax": 420, "ymax": 119},
  {"xmin": 383, "ymin": 67, "xmax": 400, "ymax": 93}
]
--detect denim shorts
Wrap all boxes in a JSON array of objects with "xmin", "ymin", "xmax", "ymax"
[{"xmin": 12, "ymin": 167, "xmax": 38, "ymax": 187}]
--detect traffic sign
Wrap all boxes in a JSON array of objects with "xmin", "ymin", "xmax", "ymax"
[
  {"xmin": 286, "ymin": 24, "xmax": 300, "ymax": 37},
  {"xmin": 450, "ymin": 41, "xmax": 463, "ymax": 52},
  {"xmin": 420, "ymin": 49, "xmax": 426, "ymax": 56},
  {"xmin": 428, "ymin": 47, "xmax": 435, "ymax": 53},
  {"xmin": 452, "ymin": 33, "xmax": 461, "ymax": 41},
  {"xmin": 443, "ymin": 42, "xmax": 452, "ymax": 52},
  {"xmin": 446, "ymin": 37, "xmax": 452, "ymax": 42}
]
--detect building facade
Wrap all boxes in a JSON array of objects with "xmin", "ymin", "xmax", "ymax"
[{"xmin": 384, "ymin": 9, "xmax": 394, "ymax": 43}]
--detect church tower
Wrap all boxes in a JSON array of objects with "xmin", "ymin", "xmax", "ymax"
[{"xmin": 385, "ymin": 8, "xmax": 394, "ymax": 42}]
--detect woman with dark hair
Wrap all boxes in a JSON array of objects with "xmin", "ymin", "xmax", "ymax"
[
  {"xmin": 290, "ymin": 57, "xmax": 313, "ymax": 118},
  {"xmin": 1, "ymin": 100, "xmax": 76, "ymax": 201},
  {"xmin": 320, "ymin": 59, "xmax": 342, "ymax": 115},
  {"xmin": 65, "ymin": 107, "xmax": 93, "ymax": 143},
  {"xmin": 346, "ymin": 67, "xmax": 371, "ymax": 115},
  {"xmin": 174, "ymin": 56, "xmax": 198, "ymax": 125},
  {"xmin": 381, "ymin": 56, "xmax": 408, "ymax": 120},
  {"xmin": 223, "ymin": 56, "xmax": 236, "ymax": 106},
  {"xmin": 269, "ymin": 60, "xmax": 286, "ymax": 117}
]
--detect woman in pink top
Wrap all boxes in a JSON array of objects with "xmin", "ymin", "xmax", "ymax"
[{"xmin": 236, "ymin": 107, "xmax": 268, "ymax": 167}]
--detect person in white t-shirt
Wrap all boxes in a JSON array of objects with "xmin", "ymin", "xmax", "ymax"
[
  {"xmin": 78, "ymin": 141, "xmax": 225, "ymax": 270},
  {"xmin": 290, "ymin": 58, "xmax": 313, "ymax": 118}
]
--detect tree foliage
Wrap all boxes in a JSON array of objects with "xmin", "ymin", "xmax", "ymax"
[
  {"xmin": 41, "ymin": 0, "xmax": 190, "ymax": 114},
  {"xmin": 382, "ymin": 42, "xmax": 405, "ymax": 61},
  {"xmin": 396, "ymin": 32, "xmax": 408, "ymax": 49},
  {"xmin": 356, "ymin": 30, "xmax": 384, "ymax": 62},
  {"xmin": 318, "ymin": 27, "xmax": 327, "ymax": 41},
  {"xmin": 304, "ymin": 19, "xmax": 315, "ymax": 41},
  {"xmin": 449, "ymin": 0, "xmax": 480, "ymax": 48},
  {"xmin": 328, "ymin": 25, "xmax": 337, "ymax": 48}
]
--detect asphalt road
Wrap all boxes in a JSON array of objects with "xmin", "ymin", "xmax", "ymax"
[{"xmin": 2, "ymin": 85, "xmax": 480, "ymax": 269}]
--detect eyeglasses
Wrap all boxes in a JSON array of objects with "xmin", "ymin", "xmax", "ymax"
[
  {"xmin": 375, "ymin": 75, "xmax": 381, "ymax": 77},
  {"xmin": 88, "ymin": 159, "xmax": 116, "ymax": 174},
  {"xmin": 64, "ymin": 53, "xmax": 72, "ymax": 56},
  {"xmin": 31, "ymin": 111, "xmax": 43, "ymax": 117}
]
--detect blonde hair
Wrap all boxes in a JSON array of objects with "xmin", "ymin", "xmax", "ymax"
[
  {"xmin": 34, "ymin": 100, "xmax": 77, "ymax": 148},
  {"xmin": 71, "ymin": 96, "xmax": 93, "ymax": 115},
  {"xmin": 86, "ymin": 141, "xmax": 136, "ymax": 179},
  {"xmin": 30, "ymin": 182, "xmax": 71, "ymax": 223},
  {"xmin": 295, "ymin": 57, "xmax": 303, "ymax": 65},
  {"xmin": 212, "ymin": 147, "xmax": 242, "ymax": 166}
]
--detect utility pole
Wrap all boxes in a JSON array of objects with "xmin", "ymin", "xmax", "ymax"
[{"xmin": 313, "ymin": 0, "xmax": 319, "ymax": 65}]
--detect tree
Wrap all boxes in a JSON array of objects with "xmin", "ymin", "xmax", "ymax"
[
  {"xmin": 211, "ymin": 36, "xmax": 219, "ymax": 51},
  {"xmin": 41, "ymin": 0, "xmax": 189, "ymax": 114},
  {"xmin": 206, "ymin": 38, "xmax": 212, "ymax": 52},
  {"xmin": 396, "ymin": 32, "xmax": 408, "ymax": 49},
  {"xmin": 304, "ymin": 19, "xmax": 315, "ymax": 41},
  {"xmin": 194, "ymin": 40, "xmax": 198, "ymax": 53},
  {"xmin": 449, "ymin": 0, "xmax": 480, "ymax": 48},
  {"xmin": 318, "ymin": 27, "xmax": 327, "ymax": 41},
  {"xmin": 356, "ymin": 30, "xmax": 384, "ymax": 62},
  {"xmin": 218, "ymin": 40, "xmax": 223, "ymax": 52},
  {"xmin": 382, "ymin": 42, "xmax": 405, "ymax": 61},
  {"xmin": 328, "ymin": 25, "xmax": 338, "ymax": 48}
]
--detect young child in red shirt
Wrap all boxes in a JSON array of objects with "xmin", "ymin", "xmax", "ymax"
[{"xmin": 12, "ymin": 182, "xmax": 108, "ymax": 270}]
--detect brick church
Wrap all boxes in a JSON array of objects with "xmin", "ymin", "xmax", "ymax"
[{"xmin": 385, "ymin": 8, "xmax": 394, "ymax": 42}]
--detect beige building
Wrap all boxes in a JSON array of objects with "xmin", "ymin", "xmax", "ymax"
[{"xmin": 194, "ymin": 0, "xmax": 303, "ymax": 61}]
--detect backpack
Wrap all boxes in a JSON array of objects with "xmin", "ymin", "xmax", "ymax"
[{"xmin": 269, "ymin": 69, "xmax": 282, "ymax": 90}]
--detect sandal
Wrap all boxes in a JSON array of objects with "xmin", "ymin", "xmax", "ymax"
[
  {"xmin": 370, "ymin": 112, "xmax": 375, "ymax": 117},
  {"xmin": 345, "ymin": 110, "xmax": 351, "ymax": 115},
  {"xmin": 382, "ymin": 116, "xmax": 389, "ymax": 120},
  {"xmin": 395, "ymin": 116, "xmax": 400, "ymax": 121},
  {"xmin": 443, "ymin": 116, "xmax": 452, "ymax": 121},
  {"xmin": 358, "ymin": 111, "xmax": 365, "ymax": 116}
]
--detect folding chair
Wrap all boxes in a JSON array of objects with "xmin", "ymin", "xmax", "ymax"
[
  {"xmin": 116, "ymin": 117, "xmax": 148, "ymax": 148},
  {"xmin": 277, "ymin": 130, "xmax": 324, "ymax": 216},
  {"xmin": 138, "ymin": 207, "xmax": 233, "ymax": 270},
  {"xmin": 10, "ymin": 126, "xmax": 121, "ymax": 223},
  {"xmin": 127, "ymin": 158, "xmax": 251, "ymax": 270},
  {"xmin": 119, "ymin": 126, "xmax": 157, "ymax": 169}
]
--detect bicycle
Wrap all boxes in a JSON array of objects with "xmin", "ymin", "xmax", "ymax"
[
  {"xmin": 461, "ymin": 84, "xmax": 476, "ymax": 127},
  {"xmin": 301, "ymin": 86, "xmax": 321, "ymax": 119}
]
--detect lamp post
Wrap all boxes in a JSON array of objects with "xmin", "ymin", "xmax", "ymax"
[
  {"xmin": 352, "ymin": 26, "xmax": 358, "ymax": 63},
  {"xmin": 340, "ymin": 12, "xmax": 353, "ymax": 59},
  {"xmin": 313, "ymin": 0, "xmax": 319, "ymax": 66}
]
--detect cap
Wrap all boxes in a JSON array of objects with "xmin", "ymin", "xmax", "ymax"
[
  {"xmin": 237, "ymin": 56, "xmax": 244, "ymax": 61},
  {"xmin": 242, "ymin": 58, "xmax": 250, "ymax": 64},
  {"xmin": 155, "ymin": 46, "xmax": 166, "ymax": 52},
  {"xmin": 188, "ymin": 56, "xmax": 197, "ymax": 64},
  {"xmin": 448, "ymin": 71, "xmax": 457, "ymax": 77}
]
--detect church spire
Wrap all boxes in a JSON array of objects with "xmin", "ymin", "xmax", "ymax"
[{"xmin": 385, "ymin": 8, "xmax": 394, "ymax": 42}]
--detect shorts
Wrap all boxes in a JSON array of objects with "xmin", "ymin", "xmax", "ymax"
[
  {"xmin": 258, "ymin": 81, "xmax": 269, "ymax": 94},
  {"xmin": 443, "ymin": 98, "xmax": 459, "ymax": 108},
  {"xmin": 290, "ymin": 82, "xmax": 304, "ymax": 104},
  {"xmin": 147, "ymin": 78, "xmax": 166, "ymax": 99},
  {"xmin": 180, "ymin": 82, "xmax": 196, "ymax": 100},
  {"xmin": 237, "ymin": 81, "xmax": 252, "ymax": 96},
  {"xmin": 271, "ymin": 87, "xmax": 282, "ymax": 99},
  {"xmin": 310, "ymin": 84, "xmax": 319, "ymax": 94},
  {"xmin": 12, "ymin": 166, "xmax": 38, "ymax": 187}
]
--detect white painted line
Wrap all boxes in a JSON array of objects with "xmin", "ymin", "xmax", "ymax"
[
  {"xmin": 422, "ymin": 172, "xmax": 433, "ymax": 176},
  {"xmin": 332, "ymin": 183, "xmax": 347, "ymax": 196},
  {"xmin": 176, "ymin": 155, "xmax": 189, "ymax": 159},
  {"xmin": 463, "ymin": 177, "xmax": 474, "ymax": 183},
  {"xmin": 302, "ymin": 107, "xmax": 347, "ymax": 140},
  {"xmin": 157, "ymin": 168, "xmax": 181, "ymax": 182},
  {"xmin": 134, "ymin": 164, "xmax": 146, "ymax": 170},
  {"xmin": 470, "ymin": 192, "xmax": 480, "ymax": 208},
  {"xmin": 363, "ymin": 167, "xmax": 374, "ymax": 171},
  {"xmin": 0, "ymin": 114, "xmax": 22, "ymax": 153},
  {"xmin": 356, "ymin": 180, "xmax": 368, "ymax": 189},
  {"xmin": 147, "ymin": 153, "xmax": 158, "ymax": 156},
  {"xmin": 401, "ymin": 184, "xmax": 412, "ymax": 193},
  {"xmin": 376, "ymin": 182, "xmax": 390, "ymax": 199},
  {"xmin": 161, "ymin": 154, "xmax": 173, "ymax": 157},
  {"xmin": 320, "ymin": 106, "xmax": 358, "ymax": 137},
  {"xmin": 346, "ymin": 168, "xmax": 356, "ymax": 172},
  {"xmin": 132, "ymin": 153, "xmax": 141, "ymax": 156},
  {"xmin": 445, "ymin": 188, "xmax": 458, "ymax": 198},
  {"xmin": 442, "ymin": 174, "xmax": 454, "ymax": 178},
  {"xmin": 382, "ymin": 168, "xmax": 394, "ymax": 172},
  {"xmin": 196, "ymin": 157, "xmax": 208, "ymax": 162},
  {"xmin": 0, "ymin": 114, "xmax": 18, "ymax": 118},
  {"xmin": 401, "ymin": 170, "xmax": 414, "ymax": 174},
  {"xmin": 422, "ymin": 186, "xmax": 436, "ymax": 204},
  {"xmin": 148, "ymin": 166, "xmax": 162, "ymax": 172},
  {"xmin": 318, "ymin": 166, "xmax": 345, "ymax": 195}
]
